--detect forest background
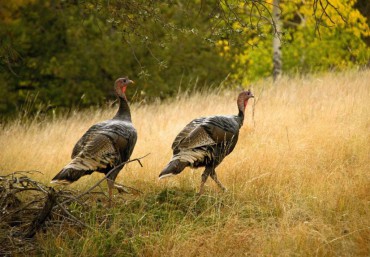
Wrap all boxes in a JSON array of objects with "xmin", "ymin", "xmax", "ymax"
[{"xmin": 0, "ymin": 0, "xmax": 369, "ymax": 119}]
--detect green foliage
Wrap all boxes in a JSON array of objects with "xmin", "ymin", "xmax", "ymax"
[
  {"xmin": 229, "ymin": 0, "xmax": 370, "ymax": 83},
  {"xmin": 0, "ymin": 0, "xmax": 231, "ymax": 119},
  {"xmin": 1, "ymin": 0, "xmax": 369, "ymax": 119}
]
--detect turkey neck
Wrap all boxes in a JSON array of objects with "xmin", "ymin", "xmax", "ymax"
[
  {"xmin": 113, "ymin": 95, "xmax": 132, "ymax": 121},
  {"xmin": 237, "ymin": 99, "xmax": 248, "ymax": 127},
  {"xmin": 237, "ymin": 108, "xmax": 245, "ymax": 127}
]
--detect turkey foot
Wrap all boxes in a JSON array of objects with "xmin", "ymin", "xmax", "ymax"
[
  {"xmin": 210, "ymin": 172, "xmax": 227, "ymax": 192},
  {"xmin": 114, "ymin": 183, "xmax": 130, "ymax": 194}
]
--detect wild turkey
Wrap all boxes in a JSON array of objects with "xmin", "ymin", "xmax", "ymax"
[
  {"xmin": 159, "ymin": 90, "xmax": 254, "ymax": 194},
  {"xmin": 51, "ymin": 77, "xmax": 137, "ymax": 202}
]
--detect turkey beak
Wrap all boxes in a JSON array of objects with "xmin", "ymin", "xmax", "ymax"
[{"xmin": 129, "ymin": 80, "xmax": 135, "ymax": 84}]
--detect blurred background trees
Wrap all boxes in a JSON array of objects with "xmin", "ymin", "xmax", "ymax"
[
  {"xmin": 225, "ymin": 0, "xmax": 370, "ymax": 83},
  {"xmin": 0, "ymin": 0, "xmax": 369, "ymax": 119}
]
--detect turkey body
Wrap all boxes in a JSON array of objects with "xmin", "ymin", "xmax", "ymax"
[
  {"xmin": 170, "ymin": 115, "xmax": 241, "ymax": 169},
  {"xmin": 51, "ymin": 77, "xmax": 136, "ymax": 200},
  {"xmin": 53, "ymin": 119, "xmax": 137, "ymax": 183},
  {"xmin": 159, "ymin": 90, "xmax": 254, "ymax": 194}
]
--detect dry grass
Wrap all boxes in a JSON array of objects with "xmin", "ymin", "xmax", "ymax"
[{"xmin": 1, "ymin": 70, "xmax": 369, "ymax": 256}]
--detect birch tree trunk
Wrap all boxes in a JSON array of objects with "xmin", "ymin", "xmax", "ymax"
[{"xmin": 272, "ymin": 0, "xmax": 282, "ymax": 81}]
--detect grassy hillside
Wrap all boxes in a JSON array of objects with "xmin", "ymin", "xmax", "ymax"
[{"xmin": 0, "ymin": 70, "xmax": 369, "ymax": 256}]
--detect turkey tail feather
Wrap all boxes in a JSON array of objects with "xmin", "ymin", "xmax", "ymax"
[
  {"xmin": 159, "ymin": 159, "xmax": 188, "ymax": 179},
  {"xmin": 51, "ymin": 167, "xmax": 89, "ymax": 184}
]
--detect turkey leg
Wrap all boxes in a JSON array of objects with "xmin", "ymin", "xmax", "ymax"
[
  {"xmin": 199, "ymin": 167, "xmax": 212, "ymax": 195},
  {"xmin": 210, "ymin": 170, "xmax": 227, "ymax": 192}
]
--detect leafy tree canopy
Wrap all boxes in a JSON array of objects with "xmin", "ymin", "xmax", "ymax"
[
  {"xmin": 0, "ymin": 0, "xmax": 369, "ymax": 120},
  {"xmin": 222, "ymin": 0, "xmax": 370, "ymax": 83}
]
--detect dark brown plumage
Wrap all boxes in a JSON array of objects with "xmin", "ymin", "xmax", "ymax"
[
  {"xmin": 51, "ymin": 77, "xmax": 137, "ymax": 201},
  {"xmin": 159, "ymin": 90, "xmax": 254, "ymax": 194}
]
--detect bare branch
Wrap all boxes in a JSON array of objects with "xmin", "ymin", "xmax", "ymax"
[
  {"xmin": 313, "ymin": 0, "xmax": 347, "ymax": 36},
  {"xmin": 0, "ymin": 153, "xmax": 149, "ymax": 254},
  {"xmin": 58, "ymin": 153, "xmax": 150, "ymax": 205}
]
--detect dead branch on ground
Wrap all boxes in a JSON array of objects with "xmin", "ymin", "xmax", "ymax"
[{"xmin": 0, "ymin": 154, "xmax": 149, "ymax": 256}]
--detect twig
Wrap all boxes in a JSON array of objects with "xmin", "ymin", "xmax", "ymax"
[
  {"xmin": 58, "ymin": 192, "xmax": 89, "ymax": 206},
  {"xmin": 1, "ymin": 199, "xmax": 43, "ymax": 219},
  {"xmin": 313, "ymin": 0, "xmax": 347, "ymax": 36},
  {"xmin": 114, "ymin": 181, "xmax": 143, "ymax": 195},
  {"xmin": 55, "ymin": 201, "xmax": 93, "ymax": 230},
  {"xmin": 24, "ymin": 188, "xmax": 57, "ymax": 238},
  {"xmin": 58, "ymin": 153, "xmax": 150, "ymax": 205}
]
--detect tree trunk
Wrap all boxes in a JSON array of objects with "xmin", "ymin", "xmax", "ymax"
[{"xmin": 272, "ymin": 0, "xmax": 282, "ymax": 82}]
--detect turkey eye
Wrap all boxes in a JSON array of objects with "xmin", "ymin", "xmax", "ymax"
[{"xmin": 123, "ymin": 79, "xmax": 127, "ymax": 83}]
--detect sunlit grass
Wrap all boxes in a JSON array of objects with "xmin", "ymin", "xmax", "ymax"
[{"xmin": 1, "ymin": 70, "xmax": 369, "ymax": 256}]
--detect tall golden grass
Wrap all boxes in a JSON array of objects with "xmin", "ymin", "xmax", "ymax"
[{"xmin": 1, "ymin": 70, "xmax": 369, "ymax": 256}]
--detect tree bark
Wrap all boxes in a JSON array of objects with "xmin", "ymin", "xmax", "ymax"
[{"xmin": 272, "ymin": 0, "xmax": 282, "ymax": 82}]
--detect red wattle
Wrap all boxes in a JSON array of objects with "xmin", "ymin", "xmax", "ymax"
[
  {"xmin": 122, "ymin": 86, "xmax": 127, "ymax": 94},
  {"xmin": 244, "ymin": 99, "xmax": 248, "ymax": 108}
]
